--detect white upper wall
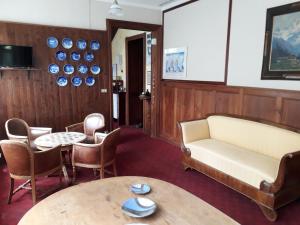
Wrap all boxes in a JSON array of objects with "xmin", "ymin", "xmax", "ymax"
[
  {"xmin": 0, "ymin": 0, "xmax": 162, "ymax": 30},
  {"xmin": 228, "ymin": 0, "xmax": 300, "ymax": 91}
]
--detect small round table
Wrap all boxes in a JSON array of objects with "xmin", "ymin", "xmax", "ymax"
[
  {"xmin": 34, "ymin": 132, "xmax": 87, "ymax": 149},
  {"xmin": 18, "ymin": 176, "xmax": 239, "ymax": 225},
  {"xmin": 34, "ymin": 132, "xmax": 87, "ymax": 184}
]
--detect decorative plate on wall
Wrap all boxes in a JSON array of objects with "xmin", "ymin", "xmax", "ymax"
[
  {"xmin": 56, "ymin": 76, "xmax": 68, "ymax": 87},
  {"xmin": 71, "ymin": 52, "xmax": 81, "ymax": 61},
  {"xmin": 77, "ymin": 39, "xmax": 87, "ymax": 50},
  {"xmin": 48, "ymin": 64, "xmax": 59, "ymax": 74},
  {"xmin": 85, "ymin": 76, "xmax": 95, "ymax": 86},
  {"xmin": 78, "ymin": 65, "xmax": 88, "ymax": 74},
  {"xmin": 63, "ymin": 64, "xmax": 75, "ymax": 75},
  {"xmin": 47, "ymin": 37, "xmax": 58, "ymax": 48},
  {"xmin": 90, "ymin": 40, "xmax": 100, "ymax": 50},
  {"xmin": 84, "ymin": 52, "xmax": 94, "ymax": 62},
  {"xmin": 56, "ymin": 51, "xmax": 67, "ymax": 61},
  {"xmin": 71, "ymin": 76, "xmax": 82, "ymax": 87},
  {"xmin": 62, "ymin": 38, "xmax": 73, "ymax": 49},
  {"xmin": 90, "ymin": 65, "xmax": 101, "ymax": 75}
]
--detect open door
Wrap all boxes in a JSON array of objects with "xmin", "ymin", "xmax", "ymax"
[{"xmin": 125, "ymin": 33, "xmax": 146, "ymax": 127}]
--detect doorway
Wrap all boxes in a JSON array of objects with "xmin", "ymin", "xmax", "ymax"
[
  {"xmin": 107, "ymin": 19, "xmax": 162, "ymax": 136},
  {"xmin": 126, "ymin": 33, "xmax": 145, "ymax": 127}
]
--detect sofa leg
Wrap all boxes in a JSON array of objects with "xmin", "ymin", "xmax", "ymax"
[
  {"xmin": 258, "ymin": 204, "xmax": 278, "ymax": 222},
  {"xmin": 183, "ymin": 164, "xmax": 190, "ymax": 171}
]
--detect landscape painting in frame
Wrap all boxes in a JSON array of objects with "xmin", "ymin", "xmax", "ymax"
[
  {"xmin": 262, "ymin": 2, "xmax": 300, "ymax": 80},
  {"xmin": 163, "ymin": 47, "xmax": 187, "ymax": 79}
]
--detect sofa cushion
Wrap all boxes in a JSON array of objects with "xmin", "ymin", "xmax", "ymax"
[
  {"xmin": 186, "ymin": 139, "xmax": 280, "ymax": 188},
  {"xmin": 207, "ymin": 116, "xmax": 300, "ymax": 159}
]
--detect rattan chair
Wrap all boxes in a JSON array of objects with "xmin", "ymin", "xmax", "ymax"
[
  {"xmin": 72, "ymin": 128, "xmax": 121, "ymax": 183},
  {"xmin": 5, "ymin": 118, "xmax": 52, "ymax": 149},
  {"xmin": 66, "ymin": 113, "xmax": 105, "ymax": 144},
  {"xmin": 0, "ymin": 140, "xmax": 63, "ymax": 205}
]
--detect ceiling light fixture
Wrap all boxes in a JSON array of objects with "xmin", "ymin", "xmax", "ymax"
[{"xmin": 109, "ymin": 0, "xmax": 123, "ymax": 16}]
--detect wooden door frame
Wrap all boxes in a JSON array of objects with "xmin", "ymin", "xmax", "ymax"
[
  {"xmin": 106, "ymin": 19, "xmax": 162, "ymax": 136},
  {"xmin": 125, "ymin": 33, "xmax": 146, "ymax": 125}
]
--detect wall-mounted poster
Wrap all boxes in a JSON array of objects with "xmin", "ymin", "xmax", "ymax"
[
  {"xmin": 262, "ymin": 2, "xmax": 300, "ymax": 80},
  {"xmin": 163, "ymin": 47, "xmax": 187, "ymax": 79}
]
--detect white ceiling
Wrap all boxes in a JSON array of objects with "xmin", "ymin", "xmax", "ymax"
[{"xmin": 98, "ymin": 0, "xmax": 189, "ymax": 10}]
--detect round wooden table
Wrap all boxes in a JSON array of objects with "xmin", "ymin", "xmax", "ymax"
[{"xmin": 18, "ymin": 176, "xmax": 239, "ymax": 225}]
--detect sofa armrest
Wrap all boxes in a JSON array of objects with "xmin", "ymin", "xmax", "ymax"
[
  {"xmin": 260, "ymin": 150, "xmax": 300, "ymax": 194},
  {"xmin": 177, "ymin": 119, "xmax": 210, "ymax": 156},
  {"xmin": 178, "ymin": 119, "xmax": 210, "ymax": 145}
]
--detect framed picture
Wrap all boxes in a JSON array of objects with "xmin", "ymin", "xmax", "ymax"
[
  {"xmin": 262, "ymin": 2, "xmax": 300, "ymax": 80},
  {"xmin": 163, "ymin": 47, "xmax": 187, "ymax": 79}
]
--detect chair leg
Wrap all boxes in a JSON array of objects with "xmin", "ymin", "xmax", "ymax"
[
  {"xmin": 100, "ymin": 168, "xmax": 104, "ymax": 179},
  {"xmin": 72, "ymin": 166, "xmax": 76, "ymax": 184},
  {"xmin": 7, "ymin": 177, "xmax": 14, "ymax": 204},
  {"xmin": 31, "ymin": 178, "xmax": 37, "ymax": 205},
  {"xmin": 93, "ymin": 169, "xmax": 98, "ymax": 177},
  {"xmin": 113, "ymin": 161, "xmax": 117, "ymax": 177},
  {"xmin": 59, "ymin": 169, "xmax": 63, "ymax": 188}
]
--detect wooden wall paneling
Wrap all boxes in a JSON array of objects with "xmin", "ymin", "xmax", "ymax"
[
  {"xmin": 199, "ymin": 90, "xmax": 216, "ymax": 117},
  {"xmin": 281, "ymin": 98, "xmax": 300, "ymax": 129},
  {"xmin": 215, "ymin": 90, "xmax": 240, "ymax": 115},
  {"xmin": 242, "ymin": 93, "xmax": 279, "ymax": 122},
  {"xmin": 0, "ymin": 21, "xmax": 109, "ymax": 139},
  {"xmin": 159, "ymin": 81, "xmax": 300, "ymax": 144},
  {"xmin": 160, "ymin": 84, "xmax": 176, "ymax": 139},
  {"xmin": 175, "ymin": 87, "xmax": 195, "ymax": 140}
]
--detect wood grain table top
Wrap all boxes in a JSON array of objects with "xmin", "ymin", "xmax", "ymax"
[{"xmin": 18, "ymin": 176, "xmax": 240, "ymax": 225}]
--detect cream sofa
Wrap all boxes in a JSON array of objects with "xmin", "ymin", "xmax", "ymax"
[{"xmin": 178, "ymin": 115, "xmax": 300, "ymax": 221}]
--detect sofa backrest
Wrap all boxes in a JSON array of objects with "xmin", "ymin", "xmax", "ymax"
[{"xmin": 207, "ymin": 115, "xmax": 300, "ymax": 159}]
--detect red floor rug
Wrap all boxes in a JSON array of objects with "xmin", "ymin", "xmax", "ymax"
[{"xmin": 1, "ymin": 127, "xmax": 300, "ymax": 225}]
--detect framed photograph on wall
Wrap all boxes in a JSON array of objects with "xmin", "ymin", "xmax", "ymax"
[
  {"xmin": 163, "ymin": 47, "xmax": 187, "ymax": 79},
  {"xmin": 262, "ymin": 2, "xmax": 300, "ymax": 80}
]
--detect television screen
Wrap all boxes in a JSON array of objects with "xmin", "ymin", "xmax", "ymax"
[{"xmin": 0, "ymin": 45, "xmax": 33, "ymax": 68}]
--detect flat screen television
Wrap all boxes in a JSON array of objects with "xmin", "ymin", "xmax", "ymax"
[{"xmin": 0, "ymin": 45, "xmax": 33, "ymax": 68}]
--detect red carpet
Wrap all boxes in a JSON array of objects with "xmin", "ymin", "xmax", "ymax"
[{"xmin": 1, "ymin": 127, "xmax": 300, "ymax": 225}]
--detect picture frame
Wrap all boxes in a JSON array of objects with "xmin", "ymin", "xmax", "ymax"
[
  {"xmin": 163, "ymin": 47, "xmax": 187, "ymax": 79},
  {"xmin": 262, "ymin": 2, "xmax": 300, "ymax": 80}
]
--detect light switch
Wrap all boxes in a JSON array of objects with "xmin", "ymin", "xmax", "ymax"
[{"xmin": 101, "ymin": 89, "xmax": 107, "ymax": 93}]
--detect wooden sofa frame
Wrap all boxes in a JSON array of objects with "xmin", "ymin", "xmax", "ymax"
[{"xmin": 177, "ymin": 114, "xmax": 300, "ymax": 222}]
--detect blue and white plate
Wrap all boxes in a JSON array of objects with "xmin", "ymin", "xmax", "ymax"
[
  {"xmin": 71, "ymin": 52, "xmax": 81, "ymax": 61},
  {"xmin": 71, "ymin": 76, "xmax": 82, "ymax": 87},
  {"xmin": 48, "ymin": 64, "xmax": 59, "ymax": 74},
  {"xmin": 121, "ymin": 197, "xmax": 157, "ymax": 218},
  {"xmin": 77, "ymin": 39, "xmax": 87, "ymax": 50},
  {"xmin": 90, "ymin": 40, "xmax": 100, "ymax": 50},
  {"xmin": 84, "ymin": 52, "xmax": 94, "ymax": 62},
  {"xmin": 62, "ymin": 38, "xmax": 73, "ymax": 49},
  {"xmin": 78, "ymin": 65, "xmax": 88, "ymax": 74},
  {"xmin": 63, "ymin": 64, "xmax": 75, "ymax": 75},
  {"xmin": 85, "ymin": 76, "xmax": 95, "ymax": 86},
  {"xmin": 56, "ymin": 51, "xmax": 67, "ymax": 61},
  {"xmin": 56, "ymin": 76, "xmax": 68, "ymax": 87},
  {"xmin": 90, "ymin": 65, "xmax": 101, "ymax": 75},
  {"xmin": 47, "ymin": 37, "xmax": 58, "ymax": 48},
  {"xmin": 130, "ymin": 184, "xmax": 151, "ymax": 195}
]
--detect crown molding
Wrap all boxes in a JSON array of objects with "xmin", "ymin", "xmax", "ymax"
[{"xmin": 95, "ymin": 0, "xmax": 189, "ymax": 11}]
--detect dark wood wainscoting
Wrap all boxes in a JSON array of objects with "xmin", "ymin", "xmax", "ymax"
[
  {"xmin": 0, "ymin": 22, "xmax": 109, "ymax": 139},
  {"xmin": 159, "ymin": 81, "xmax": 300, "ymax": 144}
]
